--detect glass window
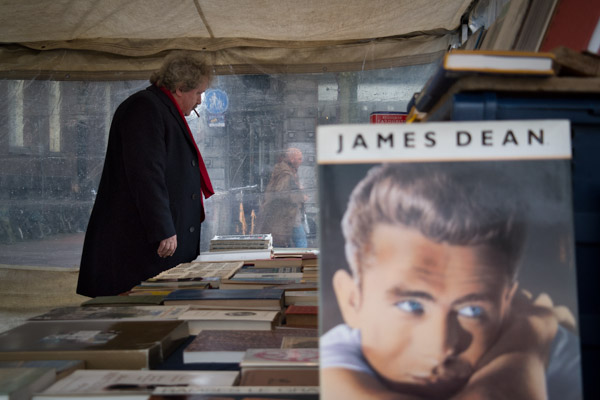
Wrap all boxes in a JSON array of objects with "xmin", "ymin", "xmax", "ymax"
[{"xmin": 0, "ymin": 63, "xmax": 437, "ymax": 267}]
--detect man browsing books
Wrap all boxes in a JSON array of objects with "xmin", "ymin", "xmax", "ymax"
[
  {"xmin": 76, "ymin": 52, "xmax": 214, "ymax": 297},
  {"xmin": 320, "ymin": 162, "xmax": 581, "ymax": 400}
]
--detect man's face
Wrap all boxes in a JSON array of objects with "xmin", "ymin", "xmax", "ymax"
[
  {"xmin": 351, "ymin": 223, "xmax": 516, "ymax": 397},
  {"xmin": 288, "ymin": 150, "xmax": 303, "ymax": 169},
  {"xmin": 175, "ymin": 78, "xmax": 209, "ymax": 116}
]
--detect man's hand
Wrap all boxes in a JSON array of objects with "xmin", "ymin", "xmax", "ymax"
[
  {"xmin": 452, "ymin": 290, "xmax": 560, "ymax": 400},
  {"xmin": 487, "ymin": 290, "xmax": 559, "ymax": 364},
  {"xmin": 157, "ymin": 235, "xmax": 177, "ymax": 258},
  {"xmin": 522, "ymin": 290, "xmax": 577, "ymax": 332}
]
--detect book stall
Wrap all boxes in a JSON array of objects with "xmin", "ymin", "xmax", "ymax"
[
  {"xmin": 0, "ymin": 1, "xmax": 599, "ymax": 399},
  {"xmin": 0, "ymin": 234, "xmax": 320, "ymax": 400}
]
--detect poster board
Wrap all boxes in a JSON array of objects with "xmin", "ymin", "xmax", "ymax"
[{"xmin": 317, "ymin": 120, "xmax": 582, "ymax": 400}]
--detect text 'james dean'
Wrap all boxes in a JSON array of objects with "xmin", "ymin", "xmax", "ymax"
[{"xmin": 336, "ymin": 129, "xmax": 545, "ymax": 153}]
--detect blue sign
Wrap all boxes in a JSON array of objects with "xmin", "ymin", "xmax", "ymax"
[{"xmin": 204, "ymin": 89, "xmax": 229, "ymax": 115}]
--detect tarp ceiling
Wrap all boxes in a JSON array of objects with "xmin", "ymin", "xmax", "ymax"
[{"xmin": 0, "ymin": 0, "xmax": 474, "ymax": 79}]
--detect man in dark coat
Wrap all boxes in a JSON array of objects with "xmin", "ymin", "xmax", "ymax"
[{"xmin": 77, "ymin": 52, "xmax": 214, "ymax": 297}]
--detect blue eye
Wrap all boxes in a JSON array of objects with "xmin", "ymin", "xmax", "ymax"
[
  {"xmin": 458, "ymin": 305, "xmax": 484, "ymax": 318},
  {"xmin": 396, "ymin": 300, "xmax": 424, "ymax": 314}
]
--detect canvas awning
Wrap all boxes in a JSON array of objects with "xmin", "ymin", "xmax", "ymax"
[{"xmin": 0, "ymin": 0, "xmax": 474, "ymax": 79}]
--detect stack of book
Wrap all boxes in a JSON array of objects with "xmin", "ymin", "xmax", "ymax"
[
  {"xmin": 300, "ymin": 255, "xmax": 318, "ymax": 283},
  {"xmin": 182, "ymin": 329, "xmax": 319, "ymax": 364},
  {"xmin": 195, "ymin": 234, "xmax": 274, "ymax": 262},
  {"xmin": 209, "ymin": 234, "xmax": 273, "ymax": 251},
  {"xmin": 219, "ymin": 258, "xmax": 307, "ymax": 290},
  {"xmin": 223, "ymin": 263, "xmax": 303, "ymax": 287},
  {"xmin": 32, "ymin": 369, "xmax": 241, "ymax": 399},
  {"xmin": 140, "ymin": 261, "xmax": 245, "ymax": 289},
  {"xmin": 0, "ymin": 319, "xmax": 189, "ymax": 369},
  {"xmin": 283, "ymin": 305, "xmax": 318, "ymax": 328},
  {"xmin": 80, "ymin": 294, "xmax": 168, "ymax": 307},
  {"xmin": 0, "ymin": 246, "xmax": 320, "ymax": 398},
  {"xmin": 407, "ymin": 49, "xmax": 556, "ymax": 121},
  {"xmin": 163, "ymin": 288, "xmax": 285, "ymax": 311},
  {"xmin": 239, "ymin": 348, "xmax": 319, "ymax": 386},
  {"xmin": 127, "ymin": 280, "xmax": 210, "ymax": 296}
]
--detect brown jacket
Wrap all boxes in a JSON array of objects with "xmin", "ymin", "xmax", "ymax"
[{"xmin": 256, "ymin": 160, "xmax": 304, "ymax": 247}]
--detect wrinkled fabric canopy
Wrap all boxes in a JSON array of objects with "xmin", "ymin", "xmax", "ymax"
[{"xmin": 0, "ymin": 0, "xmax": 473, "ymax": 79}]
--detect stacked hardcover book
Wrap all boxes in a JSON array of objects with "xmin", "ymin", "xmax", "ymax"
[
  {"xmin": 0, "ymin": 244, "xmax": 320, "ymax": 399},
  {"xmin": 209, "ymin": 234, "xmax": 273, "ymax": 251},
  {"xmin": 407, "ymin": 49, "xmax": 556, "ymax": 121},
  {"xmin": 195, "ymin": 234, "xmax": 275, "ymax": 262}
]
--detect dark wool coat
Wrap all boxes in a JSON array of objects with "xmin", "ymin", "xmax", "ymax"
[{"xmin": 77, "ymin": 85, "xmax": 205, "ymax": 297}]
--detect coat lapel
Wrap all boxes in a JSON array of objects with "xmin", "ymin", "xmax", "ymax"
[{"xmin": 147, "ymin": 85, "xmax": 197, "ymax": 151}]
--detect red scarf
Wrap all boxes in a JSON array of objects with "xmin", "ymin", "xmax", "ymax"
[{"xmin": 159, "ymin": 86, "xmax": 215, "ymax": 203}]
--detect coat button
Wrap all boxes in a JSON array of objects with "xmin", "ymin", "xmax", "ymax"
[
  {"xmin": 191, "ymin": 160, "xmax": 197, "ymax": 166},
  {"xmin": 189, "ymin": 226, "xmax": 195, "ymax": 233},
  {"xmin": 192, "ymin": 193, "xmax": 199, "ymax": 200}
]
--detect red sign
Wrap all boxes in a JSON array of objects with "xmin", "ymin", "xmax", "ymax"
[{"xmin": 369, "ymin": 112, "xmax": 408, "ymax": 124}]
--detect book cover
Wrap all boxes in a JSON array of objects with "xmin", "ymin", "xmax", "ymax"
[
  {"xmin": 123, "ymin": 289, "xmax": 178, "ymax": 297},
  {"xmin": 300, "ymin": 272, "xmax": 318, "ymax": 283},
  {"xmin": 317, "ymin": 121, "xmax": 582, "ymax": 399},
  {"xmin": 284, "ymin": 291, "xmax": 318, "ymax": 307},
  {"xmin": 210, "ymin": 243, "xmax": 272, "ymax": 250},
  {"xmin": 241, "ymin": 348, "xmax": 318, "ymax": 368},
  {"xmin": 239, "ymin": 348, "xmax": 319, "ymax": 386},
  {"xmin": 80, "ymin": 295, "xmax": 166, "ymax": 307},
  {"xmin": 211, "ymin": 233, "xmax": 273, "ymax": 243},
  {"xmin": 231, "ymin": 272, "xmax": 303, "ymax": 280},
  {"xmin": 301, "ymin": 259, "xmax": 318, "ymax": 269},
  {"xmin": 218, "ymin": 279, "xmax": 300, "ymax": 291},
  {"xmin": 178, "ymin": 309, "xmax": 280, "ymax": 334},
  {"xmin": 414, "ymin": 50, "xmax": 556, "ymax": 113},
  {"xmin": 238, "ymin": 266, "xmax": 303, "ymax": 274},
  {"xmin": 33, "ymin": 369, "xmax": 240, "ymax": 399},
  {"xmin": 194, "ymin": 249, "xmax": 273, "ymax": 262},
  {"xmin": 244, "ymin": 258, "xmax": 303, "ymax": 268},
  {"xmin": 126, "ymin": 286, "xmax": 208, "ymax": 297},
  {"xmin": 210, "ymin": 233, "xmax": 273, "ymax": 250},
  {"xmin": 136, "ymin": 281, "xmax": 211, "ymax": 289},
  {"xmin": 163, "ymin": 289, "xmax": 284, "ymax": 311},
  {"xmin": 182, "ymin": 328, "xmax": 318, "ymax": 364},
  {"xmin": 280, "ymin": 336, "xmax": 319, "ymax": 349},
  {"xmin": 149, "ymin": 385, "xmax": 319, "ymax": 399},
  {"xmin": 0, "ymin": 368, "xmax": 56, "ymax": 400},
  {"xmin": 28, "ymin": 306, "xmax": 190, "ymax": 322},
  {"xmin": 0, "ymin": 359, "xmax": 84, "ymax": 380},
  {"xmin": 0, "ymin": 320, "xmax": 189, "ymax": 370},
  {"xmin": 284, "ymin": 306, "xmax": 318, "ymax": 328},
  {"xmin": 273, "ymin": 248, "xmax": 318, "ymax": 258},
  {"xmin": 147, "ymin": 261, "xmax": 244, "ymax": 282},
  {"xmin": 270, "ymin": 283, "xmax": 318, "ymax": 292},
  {"xmin": 239, "ymin": 367, "xmax": 319, "ymax": 386}
]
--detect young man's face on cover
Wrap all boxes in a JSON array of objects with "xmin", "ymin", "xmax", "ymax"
[{"xmin": 339, "ymin": 223, "xmax": 517, "ymax": 397}]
